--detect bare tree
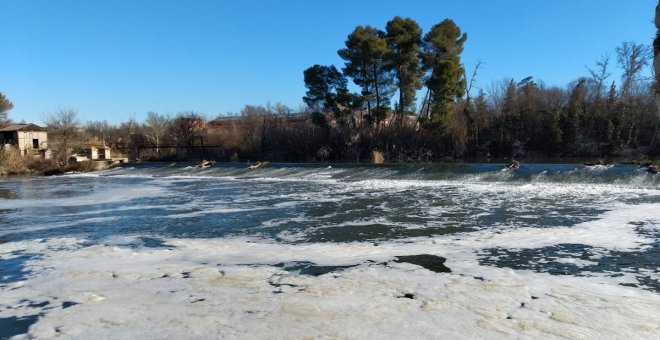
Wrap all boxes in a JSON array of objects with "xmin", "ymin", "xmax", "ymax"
[
  {"xmin": 616, "ymin": 42, "xmax": 652, "ymax": 99},
  {"xmin": 273, "ymin": 102, "xmax": 291, "ymax": 116},
  {"xmin": 464, "ymin": 61, "xmax": 484, "ymax": 101},
  {"xmin": 144, "ymin": 112, "xmax": 170, "ymax": 156},
  {"xmin": 586, "ymin": 54, "xmax": 611, "ymax": 100},
  {"xmin": 45, "ymin": 107, "xmax": 79, "ymax": 162},
  {"xmin": 85, "ymin": 120, "xmax": 112, "ymax": 146},
  {"xmin": 169, "ymin": 112, "xmax": 206, "ymax": 148},
  {"xmin": 119, "ymin": 114, "xmax": 139, "ymax": 149},
  {"xmin": 241, "ymin": 105, "xmax": 270, "ymax": 153}
]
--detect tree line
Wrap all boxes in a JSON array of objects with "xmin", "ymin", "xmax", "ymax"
[
  {"xmin": 303, "ymin": 16, "xmax": 659, "ymax": 160},
  {"xmin": 33, "ymin": 104, "xmax": 329, "ymax": 163}
]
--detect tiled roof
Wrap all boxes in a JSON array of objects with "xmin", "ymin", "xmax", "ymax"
[{"xmin": 0, "ymin": 123, "xmax": 47, "ymax": 132}]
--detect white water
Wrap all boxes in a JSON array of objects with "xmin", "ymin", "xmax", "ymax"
[{"xmin": 0, "ymin": 164, "xmax": 659, "ymax": 339}]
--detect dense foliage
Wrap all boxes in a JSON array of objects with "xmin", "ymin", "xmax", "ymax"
[{"xmin": 301, "ymin": 17, "xmax": 659, "ymax": 160}]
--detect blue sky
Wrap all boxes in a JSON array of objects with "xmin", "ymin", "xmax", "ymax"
[{"xmin": 1, "ymin": 0, "xmax": 657, "ymax": 125}]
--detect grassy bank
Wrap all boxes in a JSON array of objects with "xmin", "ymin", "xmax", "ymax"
[{"xmin": 0, "ymin": 148, "xmax": 97, "ymax": 176}]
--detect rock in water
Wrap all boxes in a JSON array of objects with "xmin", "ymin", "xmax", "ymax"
[
  {"xmin": 195, "ymin": 160, "xmax": 215, "ymax": 168},
  {"xmin": 249, "ymin": 161, "xmax": 269, "ymax": 170},
  {"xmin": 506, "ymin": 160, "xmax": 520, "ymax": 170}
]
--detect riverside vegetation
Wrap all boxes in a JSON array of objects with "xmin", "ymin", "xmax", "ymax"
[
  {"xmin": 0, "ymin": 148, "xmax": 98, "ymax": 176},
  {"xmin": 1, "ymin": 16, "xmax": 660, "ymax": 173}
]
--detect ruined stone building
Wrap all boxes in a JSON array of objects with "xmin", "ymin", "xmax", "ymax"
[{"xmin": 0, "ymin": 123, "xmax": 50, "ymax": 157}]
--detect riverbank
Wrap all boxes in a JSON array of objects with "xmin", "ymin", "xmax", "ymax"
[{"xmin": 0, "ymin": 155, "xmax": 122, "ymax": 177}]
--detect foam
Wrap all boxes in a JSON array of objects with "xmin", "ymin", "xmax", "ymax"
[
  {"xmin": 0, "ymin": 185, "xmax": 168, "ymax": 210},
  {"xmin": 0, "ymin": 217, "xmax": 121, "ymax": 237},
  {"xmin": 2, "ymin": 204, "xmax": 659, "ymax": 336},
  {"xmin": 445, "ymin": 203, "xmax": 657, "ymax": 251},
  {"xmin": 165, "ymin": 207, "xmax": 264, "ymax": 219},
  {"xmin": 1, "ymin": 165, "xmax": 659, "ymax": 338},
  {"xmin": 1, "ymin": 232, "xmax": 658, "ymax": 339}
]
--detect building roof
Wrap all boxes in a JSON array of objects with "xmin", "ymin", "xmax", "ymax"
[{"xmin": 0, "ymin": 123, "xmax": 47, "ymax": 132}]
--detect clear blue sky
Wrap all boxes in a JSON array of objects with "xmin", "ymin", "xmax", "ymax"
[{"xmin": 1, "ymin": 0, "xmax": 656, "ymax": 125}]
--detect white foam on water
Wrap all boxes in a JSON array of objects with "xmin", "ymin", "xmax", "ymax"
[
  {"xmin": 351, "ymin": 178, "xmax": 659, "ymax": 198},
  {"xmin": 158, "ymin": 193, "xmax": 292, "ymax": 219},
  {"xmin": 581, "ymin": 164, "xmax": 613, "ymax": 172},
  {"xmin": 60, "ymin": 172, "xmax": 101, "ymax": 178},
  {"xmin": 0, "ymin": 185, "xmax": 169, "ymax": 210},
  {"xmin": 2, "ymin": 166, "xmax": 659, "ymax": 338},
  {"xmin": 0, "ymin": 217, "xmax": 121, "ymax": 237},
  {"xmin": 260, "ymin": 215, "xmax": 308, "ymax": 228},
  {"xmin": 66, "ymin": 172, "xmax": 156, "ymax": 179},
  {"xmin": 0, "ymin": 237, "xmax": 657, "ymax": 339},
  {"xmin": 165, "ymin": 207, "xmax": 264, "ymax": 219},
  {"xmin": 58, "ymin": 203, "xmax": 186, "ymax": 218},
  {"xmin": 1, "ymin": 201, "xmax": 659, "ymax": 339},
  {"xmin": 155, "ymin": 174, "xmax": 227, "ymax": 181},
  {"xmin": 440, "ymin": 203, "xmax": 655, "ymax": 252}
]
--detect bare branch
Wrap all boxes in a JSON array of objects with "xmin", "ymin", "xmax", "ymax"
[{"xmin": 465, "ymin": 60, "xmax": 484, "ymax": 100}]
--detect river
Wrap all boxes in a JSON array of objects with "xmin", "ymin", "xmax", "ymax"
[{"xmin": 1, "ymin": 162, "xmax": 659, "ymax": 338}]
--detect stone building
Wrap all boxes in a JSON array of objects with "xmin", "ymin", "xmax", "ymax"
[{"xmin": 0, "ymin": 124, "xmax": 49, "ymax": 157}]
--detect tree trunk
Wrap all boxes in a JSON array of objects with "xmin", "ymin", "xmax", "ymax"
[
  {"xmin": 426, "ymin": 90, "xmax": 432, "ymax": 120},
  {"xmin": 63, "ymin": 131, "xmax": 68, "ymax": 161},
  {"xmin": 200, "ymin": 135, "xmax": 206, "ymax": 158},
  {"xmin": 372, "ymin": 62, "xmax": 381, "ymax": 124},
  {"xmin": 361, "ymin": 61, "xmax": 371, "ymax": 124},
  {"xmin": 418, "ymin": 88, "xmax": 430, "ymax": 121},
  {"xmin": 398, "ymin": 65, "xmax": 405, "ymax": 124}
]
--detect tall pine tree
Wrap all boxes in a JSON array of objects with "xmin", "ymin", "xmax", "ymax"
[
  {"xmin": 422, "ymin": 19, "xmax": 467, "ymax": 135},
  {"xmin": 338, "ymin": 26, "xmax": 393, "ymax": 125},
  {"xmin": 385, "ymin": 16, "xmax": 423, "ymax": 123}
]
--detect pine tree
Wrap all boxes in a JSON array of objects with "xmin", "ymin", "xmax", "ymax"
[
  {"xmin": 385, "ymin": 16, "xmax": 423, "ymax": 123},
  {"xmin": 338, "ymin": 26, "xmax": 393, "ymax": 125},
  {"xmin": 422, "ymin": 19, "xmax": 467, "ymax": 134},
  {"xmin": 562, "ymin": 79, "xmax": 587, "ymax": 153},
  {"xmin": 0, "ymin": 92, "xmax": 13, "ymax": 126},
  {"xmin": 303, "ymin": 64, "xmax": 348, "ymax": 118}
]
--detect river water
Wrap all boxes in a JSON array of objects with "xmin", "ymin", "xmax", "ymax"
[{"xmin": 0, "ymin": 162, "xmax": 659, "ymax": 339}]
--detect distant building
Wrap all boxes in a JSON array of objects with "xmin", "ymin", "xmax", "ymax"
[
  {"xmin": 68, "ymin": 145, "xmax": 127, "ymax": 170},
  {"xmin": 87, "ymin": 146, "xmax": 112, "ymax": 160},
  {"xmin": 0, "ymin": 123, "xmax": 49, "ymax": 157}
]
